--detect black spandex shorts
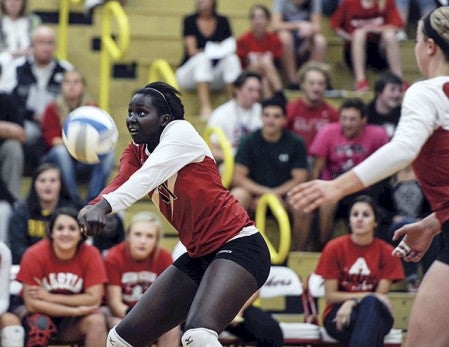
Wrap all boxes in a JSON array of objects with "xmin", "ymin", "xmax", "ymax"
[
  {"xmin": 436, "ymin": 221, "xmax": 449, "ymax": 265},
  {"xmin": 173, "ymin": 232, "xmax": 271, "ymax": 288}
]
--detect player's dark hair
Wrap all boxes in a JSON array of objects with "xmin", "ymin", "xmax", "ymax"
[
  {"xmin": 345, "ymin": 195, "xmax": 379, "ymax": 232},
  {"xmin": 46, "ymin": 206, "xmax": 86, "ymax": 243},
  {"xmin": 249, "ymin": 4, "xmax": 271, "ymax": 20},
  {"xmin": 261, "ymin": 95, "xmax": 286, "ymax": 115},
  {"xmin": 232, "ymin": 71, "xmax": 262, "ymax": 88},
  {"xmin": 137, "ymin": 81, "xmax": 185, "ymax": 120},
  {"xmin": 339, "ymin": 98, "xmax": 366, "ymax": 119},
  {"xmin": 374, "ymin": 71, "xmax": 403, "ymax": 95}
]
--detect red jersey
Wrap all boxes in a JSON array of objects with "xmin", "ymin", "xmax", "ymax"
[
  {"xmin": 286, "ymin": 98, "xmax": 339, "ymax": 150},
  {"xmin": 315, "ymin": 235, "xmax": 404, "ymax": 319},
  {"xmin": 104, "ymin": 242, "xmax": 173, "ymax": 307},
  {"xmin": 92, "ymin": 120, "xmax": 255, "ymax": 258},
  {"xmin": 331, "ymin": 0, "xmax": 403, "ymax": 39},
  {"xmin": 237, "ymin": 31, "xmax": 284, "ymax": 67},
  {"xmin": 17, "ymin": 240, "xmax": 107, "ymax": 294}
]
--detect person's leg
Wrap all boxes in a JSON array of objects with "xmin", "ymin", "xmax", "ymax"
[
  {"xmin": 40, "ymin": 144, "xmax": 80, "ymax": 201},
  {"xmin": 348, "ymin": 296, "xmax": 393, "ymax": 347},
  {"xmin": 86, "ymin": 150, "xmax": 115, "ymax": 201},
  {"xmin": 277, "ymin": 30, "xmax": 300, "ymax": 87},
  {"xmin": 288, "ymin": 201, "xmax": 313, "ymax": 251},
  {"xmin": 0, "ymin": 201, "xmax": 12, "ymax": 243},
  {"xmin": 0, "ymin": 312, "xmax": 24, "ymax": 347},
  {"xmin": 157, "ymin": 326, "xmax": 181, "ymax": 347},
  {"xmin": 318, "ymin": 203, "xmax": 337, "ymax": 248},
  {"xmin": 310, "ymin": 33, "xmax": 327, "ymax": 62},
  {"xmin": 23, "ymin": 120, "xmax": 44, "ymax": 171},
  {"xmin": 405, "ymin": 261, "xmax": 449, "ymax": 347},
  {"xmin": 351, "ymin": 29, "xmax": 368, "ymax": 85},
  {"xmin": 114, "ymin": 265, "xmax": 198, "ymax": 346},
  {"xmin": 381, "ymin": 29, "xmax": 404, "ymax": 79},
  {"xmin": 218, "ymin": 53, "xmax": 242, "ymax": 91},
  {"xmin": 225, "ymin": 305, "xmax": 283, "ymax": 347},
  {"xmin": 0, "ymin": 140, "xmax": 24, "ymax": 199},
  {"xmin": 57, "ymin": 313, "xmax": 107, "ymax": 347}
]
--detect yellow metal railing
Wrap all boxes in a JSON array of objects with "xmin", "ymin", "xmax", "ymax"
[
  {"xmin": 255, "ymin": 193, "xmax": 291, "ymax": 264},
  {"xmin": 147, "ymin": 59, "xmax": 179, "ymax": 89},
  {"xmin": 203, "ymin": 127, "xmax": 234, "ymax": 188},
  {"xmin": 99, "ymin": 1, "xmax": 129, "ymax": 112},
  {"xmin": 56, "ymin": 0, "xmax": 83, "ymax": 60}
]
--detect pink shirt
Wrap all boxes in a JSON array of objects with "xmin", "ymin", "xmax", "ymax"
[{"xmin": 310, "ymin": 123, "xmax": 388, "ymax": 180}]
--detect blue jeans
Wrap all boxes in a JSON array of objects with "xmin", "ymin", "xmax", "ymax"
[
  {"xmin": 41, "ymin": 144, "xmax": 115, "ymax": 203},
  {"xmin": 324, "ymin": 295, "xmax": 393, "ymax": 347}
]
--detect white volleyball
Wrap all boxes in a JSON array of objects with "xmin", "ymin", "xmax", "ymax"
[{"xmin": 62, "ymin": 106, "xmax": 118, "ymax": 164}]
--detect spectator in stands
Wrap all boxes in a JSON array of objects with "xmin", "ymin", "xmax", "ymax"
[
  {"xmin": 395, "ymin": 0, "xmax": 435, "ymax": 41},
  {"xmin": 286, "ymin": 62, "xmax": 339, "ymax": 151},
  {"xmin": 366, "ymin": 71, "xmax": 403, "ymax": 139},
  {"xmin": 272, "ymin": 0, "xmax": 327, "ymax": 90},
  {"xmin": 17, "ymin": 206, "xmax": 107, "ymax": 347},
  {"xmin": 0, "ymin": 0, "xmax": 41, "ymax": 84},
  {"xmin": 175, "ymin": 0, "xmax": 241, "ymax": 119},
  {"xmin": 330, "ymin": 0, "xmax": 405, "ymax": 92},
  {"xmin": 0, "ymin": 176, "xmax": 15, "ymax": 243},
  {"xmin": 92, "ymin": 213, "xmax": 125, "ymax": 256},
  {"xmin": 2, "ymin": 25, "xmax": 73, "ymax": 171},
  {"xmin": 237, "ymin": 4, "xmax": 284, "ymax": 99},
  {"xmin": 207, "ymin": 71, "xmax": 262, "ymax": 161},
  {"xmin": 231, "ymin": 97, "xmax": 310, "ymax": 251},
  {"xmin": 40, "ymin": 70, "xmax": 115, "ymax": 206},
  {"xmin": 375, "ymin": 166, "xmax": 439, "ymax": 292},
  {"xmin": 0, "ymin": 241, "xmax": 25, "ymax": 347},
  {"xmin": 309, "ymin": 98, "xmax": 388, "ymax": 248},
  {"xmin": 104, "ymin": 211, "xmax": 180, "ymax": 347},
  {"xmin": 315, "ymin": 195, "xmax": 404, "ymax": 346},
  {"xmin": 8, "ymin": 163, "xmax": 75, "ymax": 264}
]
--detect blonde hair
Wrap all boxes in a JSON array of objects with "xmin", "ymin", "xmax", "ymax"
[
  {"xmin": 127, "ymin": 212, "xmax": 163, "ymax": 240},
  {"xmin": 298, "ymin": 61, "xmax": 332, "ymax": 89},
  {"xmin": 423, "ymin": 6, "xmax": 449, "ymax": 61}
]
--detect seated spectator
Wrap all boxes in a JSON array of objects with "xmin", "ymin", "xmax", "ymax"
[
  {"xmin": 0, "ymin": 241, "xmax": 24, "ymax": 347},
  {"xmin": 0, "ymin": 0, "xmax": 41, "ymax": 82},
  {"xmin": 224, "ymin": 291, "xmax": 284, "ymax": 347},
  {"xmin": 40, "ymin": 70, "xmax": 115, "ymax": 205},
  {"xmin": 366, "ymin": 71, "xmax": 403, "ymax": 139},
  {"xmin": 207, "ymin": 71, "xmax": 263, "ymax": 161},
  {"xmin": 395, "ymin": 0, "xmax": 435, "ymax": 40},
  {"xmin": 103, "ymin": 211, "xmax": 180, "ymax": 347},
  {"xmin": 330, "ymin": 0, "xmax": 405, "ymax": 91},
  {"xmin": 315, "ymin": 195, "xmax": 404, "ymax": 346},
  {"xmin": 8, "ymin": 163, "xmax": 75, "ymax": 264},
  {"xmin": 309, "ymin": 98, "xmax": 388, "ymax": 248},
  {"xmin": 0, "ymin": 63, "xmax": 24, "ymax": 202},
  {"xmin": 231, "ymin": 97, "xmax": 310, "ymax": 251},
  {"xmin": 16, "ymin": 207, "xmax": 108, "ymax": 347},
  {"xmin": 286, "ymin": 62, "xmax": 339, "ymax": 151},
  {"xmin": 0, "ymin": 175, "xmax": 15, "ymax": 243},
  {"xmin": 237, "ymin": 4, "xmax": 284, "ymax": 99},
  {"xmin": 175, "ymin": 0, "xmax": 241, "ymax": 119},
  {"xmin": 2, "ymin": 25, "xmax": 73, "ymax": 171},
  {"xmin": 92, "ymin": 213, "xmax": 125, "ymax": 256},
  {"xmin": 376, "ymin": 165, "xmax": 439, "ymax": 292},
  {"xmin": 272, "ymin": 0, "xmax": 327, "ymax": 89}
]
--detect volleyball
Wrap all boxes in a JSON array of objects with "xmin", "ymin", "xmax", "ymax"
[{"xmin": 62, "ymin": 106, "xmax": 118, "ymax": 164}]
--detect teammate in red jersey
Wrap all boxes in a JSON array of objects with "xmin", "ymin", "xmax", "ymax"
[
  {"xmin": 288, "ymin": 6, "xmax": 449, "ymax": 347},
  {"xmin": 78, "ymin": 81, "xmax": 271, "ymax": 347}
]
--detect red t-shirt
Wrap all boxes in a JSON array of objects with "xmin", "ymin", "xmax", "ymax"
[
  {"xmin": 237, "ymin": 31, "xmax": 284, "ymax": 67},
  {"xmin": 104, "ymin": 242, "xmax": 173, "ymax": 307},
  {"xmin": 286, "ymin": 98, "xmax": 339, "ymax": 150},
  {"xmin": 17, "ymin": 240, "xmax": 107, "ymax": 294},
  {"xmin": 331, "ymin": 0, "xmax": 403, "ymax": 40},
  {"xmin": 315, "ymin": 235, "xmax": 404, "ymax": 319}
]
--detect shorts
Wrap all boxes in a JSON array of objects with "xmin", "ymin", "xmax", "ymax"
[
  {"xmin": 173, "ymin": 232, "xmax": 271, "ymax": 288},
  {"xmin": 436, "ymin": 220, "xmax": 449, "ymax": 264}
]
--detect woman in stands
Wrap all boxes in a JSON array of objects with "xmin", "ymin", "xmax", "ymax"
[
  {"xmin": 17, "ymin": 207, "xmax": 108, "ymax": 347},
  {"xmin": 288, "ymin": 6, "xmax": 449, "ymax": 346},
  {"xmin": 315, "ymin": 195, "xmax": 403, "ymax": 347},
  {"xmin": 78, "ymin": 81, "xmax": 271, "ymax": 347},
  {"xmin": 103, "ymin": 211, "xmax": 180, "ymax": 347}
]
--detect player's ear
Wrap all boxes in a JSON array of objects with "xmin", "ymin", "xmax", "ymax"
[{"xmin": 160, "ymin": 113, "xmax": 173, "ymax": 127}]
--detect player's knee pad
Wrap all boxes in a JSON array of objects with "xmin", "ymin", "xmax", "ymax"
[
  {"xmin": 181, "ymin": 328, "xmax": 221, "ymax": 347},
  {"xmin": 1, "ymin": 325, "xmax": 25, "ymax": 347},
  {"xmin": 107, "ymin": 326, "xmax": 132, "ymax": 347}
]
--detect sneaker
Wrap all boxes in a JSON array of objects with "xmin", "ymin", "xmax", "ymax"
[
  {"xmin": 396, "ymin": 30, "xmax": 408, "ymax": 42},
  {"xmin": 24, "ymin": 314, "xmax": 57, "ymax": 347},
  {"xmin": 407, "ymin": 278, "xmax": 420, "ymax": 293},
  {"xmin": 355, "ymin": 79, "xmax": 369, "ymax": 92}
]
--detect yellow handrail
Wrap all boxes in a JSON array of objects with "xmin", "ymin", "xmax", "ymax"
[
  {"xmin": 203, "ymin": 127, "xmax": 234, "ymax": 188},
  {"xmin": 147, "ymin": 59, "xmax": 179, "ymax": 89},
  {"xmin": 56, "ymin": 0, "xmax": 84, "ymax": 60},
  {"xmin": 255, "ymin": 193, "xmax": 291, "ymax": 264},
  {"xmin": 99, "ymin": 0, "xmax": 130, "ymax": 112}
]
